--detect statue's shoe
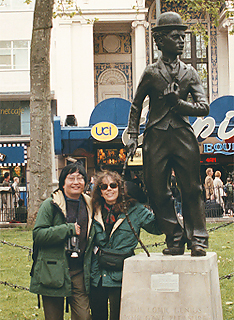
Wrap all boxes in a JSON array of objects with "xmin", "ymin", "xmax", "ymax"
[
  {"xmin": 191, "ymin": 246, "xmax": 206, "ymax": 256},
  {"xmin": 162, "ymin": 246, "xmax": 185, "ymax": 255}
]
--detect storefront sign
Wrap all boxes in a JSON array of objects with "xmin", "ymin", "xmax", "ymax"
[
  {"xmin": 0, "ymin": 107, "xmax": 24, "ymax": 115},
  {"xmin": 0, "ymin": 144, "xmax": 27, "ymax": 166},
  {"xmin": 91, "ymin": 122, "xmax": 118, "ymax": 142},
  {"xmin": 203, "ymin": 142, "xmax": 234, "ymax": 155},
  {"xmin": 122, "ymin": 110, "xmax": 234, "ymax": 147},
  {"xmin": 192, "ymin": 110, "xmax": 234, "ymax": 140},
  {"xmin": 122, "ymin": 96, "xmax": 234, "ymax": 158}
]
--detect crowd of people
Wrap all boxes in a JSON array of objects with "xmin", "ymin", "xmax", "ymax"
[
  {"xmin": 0, "ymin": 173, "xmax": 24, "ymax": 221},
  {"xmin": 29, "ymin": 161, "xmax": 161, "ymax": 320},
  {"xmin": 204, "ymin": 167, "xmax": 234, "ymax": 216}
]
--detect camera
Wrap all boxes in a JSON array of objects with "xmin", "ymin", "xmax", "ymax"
[{"xmin": 66, "ymin": 236, "xmax": 80, "ymax": 258}]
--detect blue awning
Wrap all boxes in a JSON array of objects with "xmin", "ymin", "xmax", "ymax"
[
  {"xmin": 54, "ymin": 98, "xmax": 132, "ymax": 155},
  {"xmin": 54, "ymin": 96, "xmax": 234, "ymax": 156},
  {"xmin": 89, "ymin": 98, "xmax": 131, "ymax": 126}
]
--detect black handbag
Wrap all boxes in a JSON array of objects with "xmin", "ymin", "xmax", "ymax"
[{"xmin": 97, "ymin": 248, "xmax": 134, "ymax": 271}]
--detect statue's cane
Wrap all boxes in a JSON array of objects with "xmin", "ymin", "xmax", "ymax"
[{"xmin": 120, "ymin": 151, "xmax": 150, "ymax": 257}]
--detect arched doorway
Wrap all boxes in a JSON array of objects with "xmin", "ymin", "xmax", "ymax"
[{"xmin": 98, "ymin": 69, "xmax": 127, "ymax": 103}]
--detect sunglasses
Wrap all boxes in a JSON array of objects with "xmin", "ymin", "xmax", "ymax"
[{"xmin": 100, "ymin": 182, "xmax": 118, "ymax": 190}]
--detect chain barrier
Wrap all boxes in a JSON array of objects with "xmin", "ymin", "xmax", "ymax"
[
  {"xmin": 219, "ymin": 272, "xmax": 234, "ymax": 281},
  {"xmin": 207, "ymin": 221, "xmax": 233, "ymax": 232},
  {"xmin": 135, "ymin": 221, "xmax": 234, "ymax": 250},
  {"xmin": 0, "ymin": 239, "xmax": 32, "ymax": 260},
  {"xmin": 0, "ymin": 280, "xmax": 29, "ymax": 291},
  {"xmin": 0, "ymin": 220, "xmax": 233, "ymax": 292}
]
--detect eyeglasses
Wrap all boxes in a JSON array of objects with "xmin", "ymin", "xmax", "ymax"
[
  {"xmin": 100, "ymin": 182, "xmax": 118, "ymax": 190},
  {"xmin": 66, "ymin": 176, "xmax": 84, "ymax": 182}
]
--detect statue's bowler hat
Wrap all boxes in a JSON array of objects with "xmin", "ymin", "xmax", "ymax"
[{"xmin": 152, "ymin": 12, "xmax": 187, "ymax": 33}]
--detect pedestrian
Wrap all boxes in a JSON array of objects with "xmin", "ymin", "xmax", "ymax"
[
  {"xmin": 2, "ymin": 172, "xmax": 12, "ymax": 218},
  {"xmin": 213, "ymin": 171, "xmax": 224, "ymax": 210},
  {"xmin": 30, "ymin": 161, "xmax": 94, "ymax": 320},
  {"xmin": 204, "ymin": 168, "xmax": 214, "ymax": 201},
  {"xmin": 127, "ymin": 11, "xmax": 209, "ymax": 256},
  {"xmin": 12, "ymin": 176, "xmax": 20, "ymax": 207},
  {"xmin": 2, "ymin": 172, "xmax": 10, "ymax": 186},
  {"xmin": 89, "ymin": 170, "xmax": 161, "ymax": 320},
  {"xmin": 224, "ymin": 177, "xmax": 233, "ymax": 215}
]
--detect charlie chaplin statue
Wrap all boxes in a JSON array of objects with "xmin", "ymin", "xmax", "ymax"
[{"xmin": 127, "ymin": 12, "xmax": 209, "ymax": 256}]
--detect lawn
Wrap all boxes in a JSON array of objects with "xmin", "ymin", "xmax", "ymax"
[{"xmin": 0, "ymin": 222, "xmax": 233, "ymax": 319}]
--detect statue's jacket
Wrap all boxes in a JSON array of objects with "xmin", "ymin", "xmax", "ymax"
[
  {"xmin": 90, "ymin": 202, "xmax": 161, "ymax": 288},
  {"xmin": 128, "ymin": 58, "xmax": 209, "ymax": 135},
  {"xmin": 29, "ymin": 190, "xmax": 94, "ymax": 297}
]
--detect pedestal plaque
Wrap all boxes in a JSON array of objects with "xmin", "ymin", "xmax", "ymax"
[{"xmin": 120, "ymin": 252, "xmax": 223, "ymax": 320}]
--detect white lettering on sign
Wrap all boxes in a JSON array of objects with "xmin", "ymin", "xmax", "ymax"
[
  {"xmin": 193, "ymin": 110, "xmax": 234, "ymax": 139},
  {"xmin": 203, "ymin": 143, "xmax": 234, "ymax": 155},
  {"xmin": 218, "ymin": 110, "xmax": 234, "ymax": 140},
  {"xmin": 192, "ymin": 117, "xmax": 216, "ymax": 139},
  {"xmin": 122, "ymin": 110, "xmax": 234, "ymax": 146}
]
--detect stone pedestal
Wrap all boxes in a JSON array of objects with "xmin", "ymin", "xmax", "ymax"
[{"xmin": 120, "ymin": 252, "xmax": 223, "ymax": 320}]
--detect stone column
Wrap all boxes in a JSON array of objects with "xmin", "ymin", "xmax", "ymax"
[
  {"xmin": 227, "ymin": 21, "xmax": 234, "ymax": 95},
  {"xmin": 132, "ymin": 21, "xmax": 148, "ymax": 95},
  {"xmin": 55, "ymin": 20, "xmax": 73, "ymax": 124},
  {"xmin": 72, "ymin": 21, "xmax": 95, "ymax": 126}
]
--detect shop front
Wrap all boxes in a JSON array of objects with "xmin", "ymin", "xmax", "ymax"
[
  {"xmin": 54, "ymin": 95, "xmax": 234, "ymax": 187},
  {"xmin": 191, "ymin": 95, "xmax": 234, "ymax": 184},
  {"xmin": 54, "ymin": 98, "xmax": 145, "ymax": 182},
  {"xmin": 0, "ymin": 142, "xmax": 28, "ymax": 222}
]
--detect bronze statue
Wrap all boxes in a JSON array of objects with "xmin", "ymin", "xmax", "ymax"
[{"xmin": 127, "ymin": 12, "xmax": 209, "ymax": 256}]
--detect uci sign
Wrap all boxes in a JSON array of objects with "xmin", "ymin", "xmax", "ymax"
[{"xmin": 91, "ymin": 122, "xmax": 118, "ymax": 142}]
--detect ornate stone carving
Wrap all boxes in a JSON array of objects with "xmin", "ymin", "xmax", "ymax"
[
  {"xmin": 103, "ymin": 35, "xmax": 120, "ymax": 53},
  {"xmin": 132, "ymin": 20, "xmax": 149, "ymax": 30},
  {"xmin": 99, "ymin": 69, "xmax": 126, "ymax": 85}
]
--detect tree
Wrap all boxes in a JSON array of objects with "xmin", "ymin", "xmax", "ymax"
[
  {"xmin": 164, "ymin": 0, "xmax": 234, "ymax": 43},
  {"xmin": 27, "ymin": 0, "xmax": 54, "ymax": 227},
  {"xmin": 27, "ymin": 0, "xmax": 84, "ymax": 227}
]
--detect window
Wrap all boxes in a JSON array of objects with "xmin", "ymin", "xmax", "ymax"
[
  {"xmin": 181, "ymin": 33, "xmax": 209, "ymax": 97},
  {"xmin": 0, "ymin": 40, "xmax": 30, "ymax": 70},
  {"xmin": 0, "ymin": 101, "xmax": 30, "ymax": 135},
  {"xmin": 0, "ymin": 0, "xmax": 35, "ymax": 10},
  {"xmin": 152, "ymin": 32, "xmax": 209, "ymax": 98}
]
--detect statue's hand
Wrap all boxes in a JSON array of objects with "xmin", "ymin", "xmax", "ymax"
[
  {"xmin": 126, "ymin": 137, "xmax": 138, "ymax": 160},
  {"xmin": 164, "ymin": 82, "xmax": 180, "ymax": 106}
]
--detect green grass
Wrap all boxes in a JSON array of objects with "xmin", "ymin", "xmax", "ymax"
[{"xmin": 0, "ymin": 222, "xmax": 233, "ymax": 319}]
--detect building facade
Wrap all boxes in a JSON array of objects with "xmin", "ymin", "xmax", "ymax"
[{"xmin": 0, "ymin": 0, "xmax": 234, "ymax": 191}]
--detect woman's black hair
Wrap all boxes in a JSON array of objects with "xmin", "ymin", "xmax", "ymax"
[{"xmin": 59, "ymin": 161, "xmax": 87, "ymax": 190}]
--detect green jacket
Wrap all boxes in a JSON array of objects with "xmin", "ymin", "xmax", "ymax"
[
  {"xmin": 29, "ymin": 189, "xmax": 94, "ymax": 297},
  {"xmin": 90, "ymin": 202, "xmax": 161, "ymax": 288}
]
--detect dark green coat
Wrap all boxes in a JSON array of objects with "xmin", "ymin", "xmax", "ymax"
[
  {"xmin": 29, "ymin": 190, "xmax": 94, "ymax": 297},
  {"xmin": 90, "ymin": 202, "xmax": 161, "ymax": 288}
]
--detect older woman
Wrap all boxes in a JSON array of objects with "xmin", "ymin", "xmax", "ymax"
[{"xmin": 89, "ymin": 170, "xmax": 161, "ymax": 320}]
